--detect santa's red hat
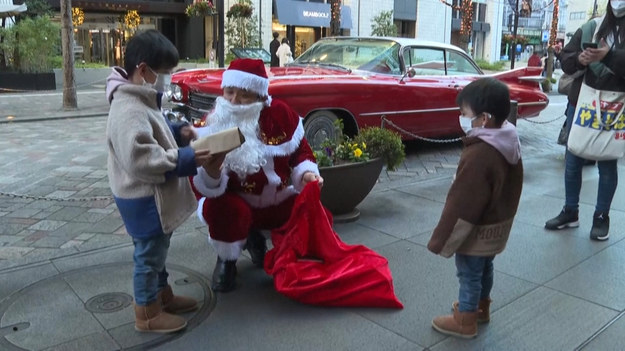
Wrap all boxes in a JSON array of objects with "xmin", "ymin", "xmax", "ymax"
[{"xmin": 221, "ymin": 58, "xmax": 269, "ymax": 98}]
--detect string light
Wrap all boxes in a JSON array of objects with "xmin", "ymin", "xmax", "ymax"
[
  {"xmin": 330, "ymin": 0, "xmax": 341, "ymax": 35},
  {"xmin": 439, "ymin": 0, "xmax": 474, "ymax": 36},
  {"xmin": 124, "ymin": 10, "xmax": 141, "ymax": 31},
  {"xmin": 549, "ymin": 0, "xmax": 559, "ymax": 47},
  {"xmin": 71, "ymin": 7, "xmax": 84, "ymax": 27}
]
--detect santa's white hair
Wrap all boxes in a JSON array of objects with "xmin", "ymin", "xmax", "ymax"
[{"xmin": 204, "ymin": 96, "xmax": 267, "ymax": 179}]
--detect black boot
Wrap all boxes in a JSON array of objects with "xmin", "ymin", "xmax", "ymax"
[
  {"xmin": 245, "ymin": 230, "xmax": 267, "ymax": 268},
  {"xmin": 212, "ymin": 257, "xmax": 237, "ymax": 292}
]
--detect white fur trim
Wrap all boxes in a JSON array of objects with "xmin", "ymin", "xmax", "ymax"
[
  {"xmin": 263, "ymin": 118, "xmax": 305, "ymax": 157},
  {"xmin": 196, "ymin": 197, "xmax": 207, "ymax": 225},
  {"xmin": 193, "ymin": 168, "xmax": 229, "ymax": 198},
  {"xmin": 209, "ymin": 237, "xmax": 246, "ymax": 260},
  {"xmin": 221, "ymin": 69, "xmax": 269, "ymax": 97},
  {"xmin": 291, "ymin": 160, "xmax": 320, "ymax": 192}
]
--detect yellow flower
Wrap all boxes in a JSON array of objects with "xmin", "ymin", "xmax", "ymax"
[
  {"xmin": 354, "ymin": 148, "xmax": 363, "ymax": 158},
  {"xmin": 362, "ymin": 142, "xmax": 366, "ymax": 149},
  {"xmin": 352, "ymin": 143, "xmax": 358, "ymax": 149}
]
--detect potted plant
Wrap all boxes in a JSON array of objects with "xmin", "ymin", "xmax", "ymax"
[
  {"xmin": 185, "ymin": 0, "xmax": 218, "ymax": 17},
  {"xmin": 313, "ymin": 120, "xmax": 405, "ymax": 222}
]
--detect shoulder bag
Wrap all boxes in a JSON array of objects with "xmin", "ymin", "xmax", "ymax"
[{"xmin": 567, "ymin": 81, "xmax": 625, "ymax": 160}]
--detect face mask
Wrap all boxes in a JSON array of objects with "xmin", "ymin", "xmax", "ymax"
[
  {"xmin": 154, "ymin": 73, "xmax": 172, "ymax": 93},
  {"xmin": 459, "ymin": 115, "xmax": 477, "ymax": 134},
  {"xmin": 612, "ymin": 0, "xmax": 625, "ymax": 17}
]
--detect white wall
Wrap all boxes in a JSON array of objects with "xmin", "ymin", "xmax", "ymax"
[
  {"xmin": 485, "ymin": 0, "xmax": 504, "ymax": 62},
  {"xmin": 347, "ymin": 0, "xmax": 394, "ymax": 37},
  {"xmin": 416, "ymin": 0, "xmax": 451, "ymax": 43}
]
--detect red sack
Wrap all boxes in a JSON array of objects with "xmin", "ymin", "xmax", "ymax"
[{"xmin": 264, "ymin": 182, "xmax": 403, "ymax": 308}]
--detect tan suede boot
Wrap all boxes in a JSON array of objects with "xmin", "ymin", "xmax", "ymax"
[
  {"xmin": 451, "ymin": 298, "xmax": 491, "ymax": 323},
  {"xmin": 432, "ymin": 305, "xmax": 478, "ymax": 338},
  {"xmin": 159, "ymin": 285, "xmax": 198, "ymax": 314},
  {"xmin": 134, "ymin": 300, "xmax": 187, "ymax": 333}
]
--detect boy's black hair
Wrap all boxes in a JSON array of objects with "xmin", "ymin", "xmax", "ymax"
[
  {"xmin": 273, "ymin": 32, "xmax": 279, "ymax": 39},
  {"xmin": 281, "ymin": 38, "xmax": 289, "ymax": 44},
  {"xmin": 124, "ymin": 29, "xmax": 179, "ymax": 77},
  {"xmin": 456, "ymin": 77, "xmax": 511, "ymax": 125}
]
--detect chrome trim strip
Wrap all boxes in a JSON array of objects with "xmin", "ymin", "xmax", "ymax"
[
  {"xmin": 360, "ymin": 107, "xmax": 459, "ymax": 117},
  {"xmin": 359, "ymin": 101, "xmax": 548, "ymax": 117},
  {"xmin": 517, "ymin": 101, "xmax": 549, "ymax": 107}
]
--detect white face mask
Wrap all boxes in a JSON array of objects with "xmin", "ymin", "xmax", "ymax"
[
  {"xmin": 459, "ymin": 115, "xmax": 477, "ymax": 134},
  {"xmin": 612, "ymin": 0, "xmax": 625, "ymax": 17},
  {"xmin": 154, "ymin": 73, "xmax": 172, "ymax": 93}
]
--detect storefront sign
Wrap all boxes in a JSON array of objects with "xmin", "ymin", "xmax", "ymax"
[
  {"xmin": 303, "ymin": 11, "xmax": 329, "ymax": 19},
  {"xmin": 275, "ymin": 0, "xmax": 352, "ymax": 29}
]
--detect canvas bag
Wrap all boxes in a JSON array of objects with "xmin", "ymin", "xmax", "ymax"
[{"xmin": 567, "ymin": 81, "xmax": 625, "ymax": 160}]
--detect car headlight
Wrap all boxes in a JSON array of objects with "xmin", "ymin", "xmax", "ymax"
[{"xmin": 170, "ymin": 84, "xmax": 183, "ymax": 101}]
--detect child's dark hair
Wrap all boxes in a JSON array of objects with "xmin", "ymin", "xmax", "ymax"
[
  {"xmin": 456, "ymin": 77, "xmax": 511, "ymax": 125},
  {"xmin": 124, "ymin": 29, "xmax": 179, "ymax": 77},
  {"xmin": 281, "ymin": 38, "xmax": 289, "ymax": 45}
]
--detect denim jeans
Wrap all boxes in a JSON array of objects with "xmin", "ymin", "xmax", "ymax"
[
  {"xmin": 564, "ymin": 102, "xmax": 618, "ymax": 213},
  {"xmin": 455, "ymin": 253, "xmax": 494, "ymax": 312},
  {"xmin": 132, "ymin": 233, "xmax": 171, "ymax": 306}
]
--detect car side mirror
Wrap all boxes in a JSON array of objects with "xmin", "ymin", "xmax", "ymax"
[{"xmin": 399, "ymin": 68, "xmax": 416, "ymax": 83}]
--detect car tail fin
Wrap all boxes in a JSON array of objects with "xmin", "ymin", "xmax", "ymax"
[{"xmin": 489, "ymin": 66, "xmax": 545, "ymax": 89}]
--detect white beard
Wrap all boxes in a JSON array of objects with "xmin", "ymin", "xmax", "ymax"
[{"xmin": 205, "ymin": 97, "xmax": 267, "ymax": 179}]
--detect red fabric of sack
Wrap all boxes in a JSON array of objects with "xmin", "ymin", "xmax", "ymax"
[{"xmin": 264, "ymin": 182, "xmax": 403, "ymax": 308}]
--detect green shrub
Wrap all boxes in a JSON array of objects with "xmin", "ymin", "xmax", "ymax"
[
  {"xmin": 353, "ymin": 127, "xmax": 405, "ymax": 171},
  {"xmin": 475, "ymin": 59, "xmax": 506, "ymax": 71},
  {"xmin": 0, "ymin": 16, "xmax": 60, "ymax": 73}
]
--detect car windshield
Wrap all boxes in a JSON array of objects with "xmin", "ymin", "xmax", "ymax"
[{"xmin": 293, "ymin": 38, "xmax": 402, "ymax": 75}]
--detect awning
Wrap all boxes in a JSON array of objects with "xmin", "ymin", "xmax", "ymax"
[
  {"xmin": 0, "ymin": 2, "xmax": 27, "ymax": 18},
  {"xmin": 274, "ymin": 0, "xmax": 352, "ymax": 29}
]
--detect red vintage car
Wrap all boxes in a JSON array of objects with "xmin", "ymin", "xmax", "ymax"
[{"xmin": 167, "ymin": 37, "xmax": 548, "ymax": 147}]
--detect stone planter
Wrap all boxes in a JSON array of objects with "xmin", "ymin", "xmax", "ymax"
[
  {"xmin": 0, "ymin": 72, "xmax": 56, "ymax": 91},
  {"xmin": 319, "ymin": 157, "xmax": 384, "ymax": 223}
]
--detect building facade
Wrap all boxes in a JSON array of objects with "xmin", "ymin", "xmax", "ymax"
[{"xmin": 35, "ymin": 0, "xmax": 509, "ymax": 67}]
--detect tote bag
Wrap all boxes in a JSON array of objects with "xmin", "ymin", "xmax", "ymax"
[{"xmin": 567, "ymin": 81, "xmax": 625, "ymax": 160}]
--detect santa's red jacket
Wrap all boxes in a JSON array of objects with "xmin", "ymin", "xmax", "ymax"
[{"xmin": 192, "ymin": 98, "xmax": 318, "ymax": 205}]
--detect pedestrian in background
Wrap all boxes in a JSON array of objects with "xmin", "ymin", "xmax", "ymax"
[
  {"xmin": 276, "ymin": 38, "xmax": 293, "ymax": 67},
  {"xmin": 270, "ymin": 32, "xmax": 280, "ymax": 67},
  {"xmin": 428, "ymin": 78, "xmax": 523, "ymax": 339},
  {"xmin": 545, "ymin": 0, "xmax": 625, "ymax": 241},
  {"xmin": 105, "ymin": 29, "xmax": 212, "ymax": 334},
  {"xmin": 527, "ymin": 49, "xmax": 542, "ymax": 68}
]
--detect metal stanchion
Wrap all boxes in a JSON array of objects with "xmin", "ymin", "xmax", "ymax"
[{"xmin": 508, "ymin": 100, "xmax": 518, "ymax": 126}]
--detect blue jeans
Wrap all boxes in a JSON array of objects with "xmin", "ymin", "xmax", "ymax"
[
  {"xmin": 133, "ymin": 233, "xmax": 171, "ymax": 306},
  {"xmin": 564, "ymin": 103, "xmax": 618, "ymax": 213},
  {"xmin": 456, "ymin": 253, "xmax": 494, "ymax": 312}
]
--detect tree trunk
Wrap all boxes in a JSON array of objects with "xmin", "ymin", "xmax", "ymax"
[
  {"xmin": 330, "ymin": 0, "xmax": 341, "ymax": 36},
  {"xmin": 60, "ymin": 0, "xmax": 77, "ymax": 109}
]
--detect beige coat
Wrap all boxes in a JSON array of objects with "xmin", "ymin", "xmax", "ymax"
[{"xmin": 107, "ymin": 84, "xmax": 196, "ymax": 237}]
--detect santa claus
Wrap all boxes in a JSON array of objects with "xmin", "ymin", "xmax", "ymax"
[{"xmin": 192, "ymin": 58, "xmax": 323, "ymax": 292}]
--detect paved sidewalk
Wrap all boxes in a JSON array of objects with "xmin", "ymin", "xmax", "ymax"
[
  {"xmin": 0, "ymin": 89, "xmax": 109, "ymax": 123},
  {"xmin": 3, "ymin": 89, "xmax": 625, "ymax": 350}
]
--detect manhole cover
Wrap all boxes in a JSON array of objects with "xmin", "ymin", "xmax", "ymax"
[
  {"xmin": 84, "ymin": 292, "xmax": 133, "ymax": 313},
  {"xmin": 0, "ymin": 262, "xmax": 214, "ymax": 351}
]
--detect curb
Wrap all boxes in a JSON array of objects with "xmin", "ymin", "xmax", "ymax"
[{"xmin": 0, "ymin": 112, "xmax": 108, "ymax": 124}]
